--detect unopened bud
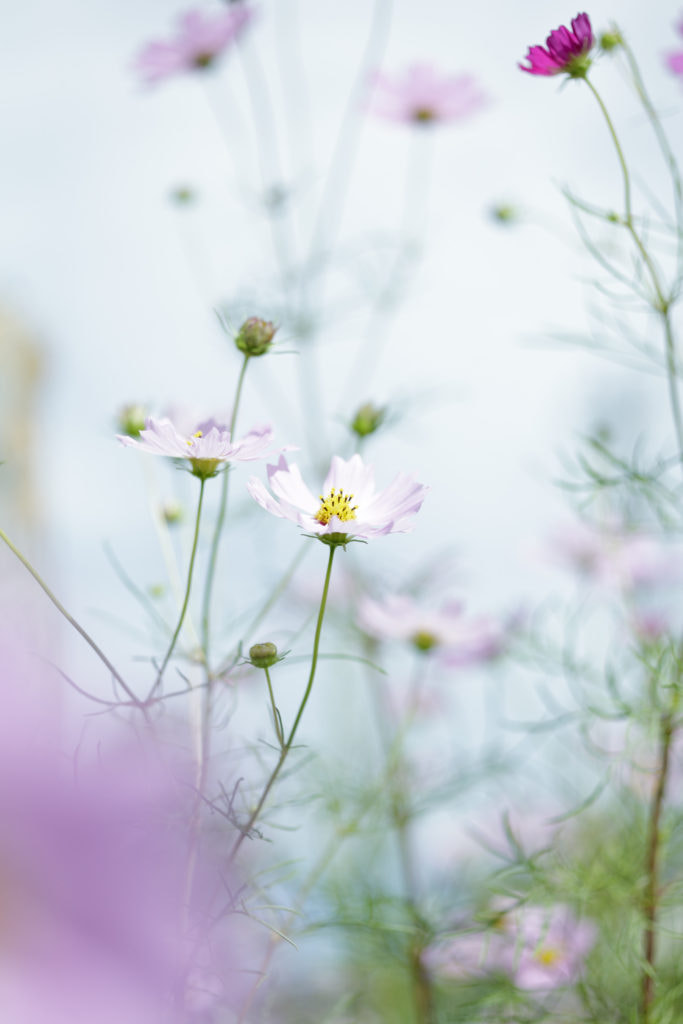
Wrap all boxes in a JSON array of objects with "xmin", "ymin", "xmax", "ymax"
[
  {"xmin": 235, "ymin": 317, "xmax": 277, "ymax": 357},
  {"xmin": 162, "ymin": 501, "xmax": 183, "ymax": 526},
  {"xmin": 351, "ymin": 401, "xmax": 386, "ymax": 439},
  {"xmin": 249, "ymin": 642, "xmax": 279, "ymax": 668},
  {"xmin": 599, "ymin": 31, "xmax": 622, "ymax": 52},
  {"xmin": 117, "ymin": 403, "xmax": 147, "ymax": 438},
  {"xmin": 490, "ymin": 203, "xmax": 518, "ymax": 226}
]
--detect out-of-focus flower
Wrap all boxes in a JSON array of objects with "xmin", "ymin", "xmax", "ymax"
[
  {"xmin": 498, "ymin": 904, "xmax": 597, "ymax": 990},
  {"xmin": 118, "ymin": 416, "xmax": 275, "ymax": 479},
  {"xmin": 665, "ymin": 17, "xmax": 683, "ymax": 78},
  {"xmin": 357, "ymin": 593, "xmax": 507, "ymax": 662},
  {"xmin": 369, "ymin": 64, "xmax": 487, "ymax": 125},
  {"xmin": 0, "ymin": 695, "xmax": 250, "ymax": 1024},
  {"xmin": 426, "ymin": 904, "xmax": 596, "ymax": 991},
  {"xmin": 247, "ymin": 454, "xmax": 428, "ymax": 544},
  {"xmin": 135, "ymin": 7, "xmax": 253, "ymax": 84},
  {"xmin": 547, "ymin": 519, "xmax": 680, "ymax": 593},
  {"xmin": 519, "ymin": 13, "xmax": 594, "ymax": 78}
]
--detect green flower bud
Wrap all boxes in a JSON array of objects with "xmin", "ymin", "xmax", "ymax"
[
  {"xmin": 117, "ymin": 403, "xmax": 147, "ymax": 438},
  {"xmin": 599, "ymin": 31, "xmax": 622, "ymax": 52},
  {"xmin": 351, "ymin": 402, "xmax": 386, "ymax": 439},
  {"xmin": 490, "ymin": 203, "xmax": 518, "ymax": 226},
  {"xmin": 235, "ymin": 317, "xmax": 277, "ymax": 357},
  {"xmin": 170, "ymin": 185, "xmax": 196, "ymax": 205},
  {"xmin": 161, "ymin": 501, "xmax": 183, "ymax": 526},
  {"xmin": 249, "ymin": 642, "xmax": 279, "ymax": 668},
  {"xmin": 412, "ymin": 630, "xmax": 438, "ymax": 653}
]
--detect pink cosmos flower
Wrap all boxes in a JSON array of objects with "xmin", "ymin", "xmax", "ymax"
[
  {"xmin": 247, "ymin": 453, "xmax": 428, "ymax": 542},
  {"xmin": 547, "ymin": 519, "xmax": 680, "ymax": 593},
  {"xmin": 118, "ymin": 415, "xmax": 275, "ymax": 479},
  {"xmin": 369, "ymin": 64, "xmax": 487, "ymax": 124},
  {"xmin": 426, "ymin": 904, "xmax": 596, "ymax": 991},
  {"xmin": 357, "ymin": 593, "xmax": 506, "ymax": 662},
  {"xmin": 665, "ymin": 16, "xmax": 683, "ymax": 78},
  {"xmin": 135, "ymin": 6, "xmax": 254, "ymax": 84},
  {"xmin": 519, "ymin": 13, "xmax": 594, "ymax": 77},
  {"xmin": 498, "ymin": 904, "xmax": 597, "ymax": 990}
]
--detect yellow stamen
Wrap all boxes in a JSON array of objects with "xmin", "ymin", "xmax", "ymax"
[
  {"xmin": 314, "ymin": 487, "xmax": 358, "ymax": 526},
  {"xmin": 535, "ymin": 946, "xmax": 561, "ymax": 967},
  {"xmin": 186, "ymin": 430, "xmax": 203, "ymax": 447}
]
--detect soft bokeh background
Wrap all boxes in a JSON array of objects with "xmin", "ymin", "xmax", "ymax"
[{"xmin": 1, "ymin": 0, "xmax": 681, "ymax": 694}]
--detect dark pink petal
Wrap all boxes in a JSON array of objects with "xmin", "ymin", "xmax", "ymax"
[
  {"xmin": 667, "ymin": 50, "xmax": 683, "ymax": 74},
  {"xmin": 571, "ymin": 12, "xmax": 594, "ymax": 50},
  {"xmin": 519, "ymin": 45, "xmax": 561, "ymax": 75}
]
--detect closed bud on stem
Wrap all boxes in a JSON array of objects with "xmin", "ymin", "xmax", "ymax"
[
  {"xmin": 599, "ymin": 31, "xmax": 622, "ymax": 52},
  {"xmin": 351, "ymin": 401, "xmax": 386, "ymax": 439},
  {"xmin": 235, "ymin": 317, "xmax": 277, "ymax": 356},
  {"xmin": 117, "ymin": 403, "xmax": 147, "ymax": 438},
  {"xmin": 249, "ymin": 642, "xmax": 279, "ymax": 668}
]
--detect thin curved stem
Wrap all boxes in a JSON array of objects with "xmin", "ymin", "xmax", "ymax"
[
  {"xmin": 584, "ymin": 77, "xmax": 683, "ymax": 468},
  {"xmin": 264, "ymin": 665, "xmax": 284, "ymax": 747},
  {"xmin": 201, "ymin": 353, "xmax": 250, "ymax": 672},
  {"xmin": 0, "ymin": 527, "xmax": 143, "ymax": 710},
  {"xmin": 229, "ymin": 544, "xmax": 336, "ymax": 860},
  {"xmin": 152, "ymin": 476, "xmax": 206, "ymax": 692}
]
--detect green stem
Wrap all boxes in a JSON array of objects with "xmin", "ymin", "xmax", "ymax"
[
  {"xmin": 584, "ymin": 77, "xmax": 683, "ymax": 468},
  {"xmin": 641, "ymin": 704, "xmax": 678, "ymax": 1023},
  {"xmin": 264, "ymin": 664, "xmax": 284, "ymax": 747},
  {"xmin": 201, "ymin": 353, "xmax": 251, "ymax": 673},
  {"xmin": 152, "ymin": 476, "xmax": 206, "ymax": 692},
  {"xmin": 0, "ymin": 527, "xmax": 143, "ymax": 710},
  {"xmin": 230, "ymin": 544, "xmax": 336, "ymax": 859}
]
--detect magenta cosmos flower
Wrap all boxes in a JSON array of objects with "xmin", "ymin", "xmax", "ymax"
[
  {"xmin": 118, "ymin": 415, "xmax": 274, "ymax": 479},
  {"xmin": 135, "ymin": 6, "xmax": 254, "ymax": 84},
  {"xmin": 247, "ymin": 453, "xmax": 428, "ymax": 543},
  {"xmin": 369, "ymin": 64, "xmax": 487, "ymax": 124},
  {"xmin": 519, "ymin": 13, "xmax": 594, "ymax": 77},
  {"xmin": 358, "ymin": 593, "xmax": 506, "ymax": 661},
  {"xmin": 665, "ymin": 16, "xmax": 683, "ymax": 78}
]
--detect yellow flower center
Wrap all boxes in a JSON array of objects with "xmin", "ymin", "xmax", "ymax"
[
  {"xmin": 314, "ymin": 488, "xmax": 358, "ymax": 526},
  {"xmin": 186, "ymin": 430, "xmax": 203, "ymax": 446},
  {"xmin": 413, "ymin": 107, "xmax": 436, "ymax": 122},
  {"xmin": 535, "ymin": 946, "xmax": 561, "ymax": 967}
]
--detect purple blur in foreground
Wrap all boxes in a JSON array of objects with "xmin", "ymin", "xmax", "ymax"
[
  {"xmin": 0, "ymin": 640, "xmax": 251, "ymax": 1023},
  {"xmin": 519, "ymin": 13, "xmax": 594, "ymax": 77},
  {"xmin": 665, "ymin": 16, "xmax": 683, "ymax": 78},
  {"xmin": 369, "ymin": 64, "xmax": 487, "ymax": 124},
  {"xmin": 135, "ymin": 7, "xmax": 253, "ymax": 84},
  {"xmin": 247, "ymin": 453, "xmax": 428, "ymax": 541}
]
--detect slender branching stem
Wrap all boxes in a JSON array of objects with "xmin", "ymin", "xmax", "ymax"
[
  {"xmin": 152, "ymin": 476, "xmax": 206, "ymax": 692},
  {"xmin": 584, "ymin": 78, "xmax": 683, "ymax": 468},
  {"xmin": 229, "ymin": 544, "xmax": 336, "ymax": 860},
  {"xmin": 201, "ymin": 352, "xmax": 251, "ymax": 673},
  {"xmin": 0, "ymin": 527, "xmax": 144, "ymax": 712}
]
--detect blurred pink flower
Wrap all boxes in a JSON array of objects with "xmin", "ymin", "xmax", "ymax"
[
  {"xmin": 519, "ymin": 13, "xmax": 594, "ymax": 77},
  {"xmin": 118, "ymin": 415, "xmax": 275, "ymax": 479},
  {"xmin": 357, "ymin": 593, "xmax": 506, "ymax": 662},
  {"xmin": 665, "ymin": 16, "xmax": 683, "ymax": 78},
  {"xmin": 135, "ymin": 7, "xmax": 254, "ymax": 84},
  {"xmin": 0, "ymin": 704, "xmax": 250, "ymax": 1023},
  {"xmin": 498, "ymin": 904, "xmax": 597, "ymax": 990},
  {"xmin": 547, "ymin": 519, "xmax": 679, "ymax": 593},
  {"xmin": 369, "ymin": 64, "xmax": 487, "ymax": 124},
  {"xmin": 247, "ymin": 453, "xmax": 428, "ymax": 542}
]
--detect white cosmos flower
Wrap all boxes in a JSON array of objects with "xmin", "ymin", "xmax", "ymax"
[{"xmin": 247, "ymin": 454, "xmax": 428, "ymax": 541}]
